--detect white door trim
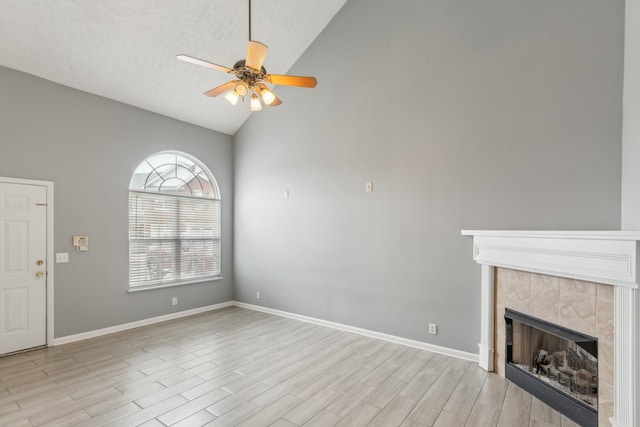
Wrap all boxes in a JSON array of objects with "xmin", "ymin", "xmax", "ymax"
[{"xmin": 0, "ymin": 176, "xmax": 54, "ymax": 347}]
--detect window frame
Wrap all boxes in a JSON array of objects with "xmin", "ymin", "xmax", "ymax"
[{"xmin": 128, "ymin": 151, "xmax": 222, "ymax": 292}]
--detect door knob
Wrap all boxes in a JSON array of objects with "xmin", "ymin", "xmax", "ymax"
[
  {"xmin": 36, "ymin": 271, "xmax": 45, "ymax": 278},
  {"xmin": 36, "ymin": 260, "xmax": 44, "ymax": 265}
]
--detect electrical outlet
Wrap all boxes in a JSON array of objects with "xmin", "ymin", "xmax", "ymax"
[
  {"xmin": 256, "ymin": 291, "xmax": 261, "ymax": 299},
  {"xmin": 55, "ymin": 253, "xmax": 69, "ymax": 263},
  {"xmin": 428, "ymin": 323, "xmax": 437, "ymax": 335},
  {"xmin": 172, "ymin": 297, "xmax": 178, "ymax": 306}
]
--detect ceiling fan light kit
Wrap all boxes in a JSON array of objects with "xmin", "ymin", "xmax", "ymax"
[
  {"xmin": 249, "ymin": 93, "xmax": 263, "ymax": 111},
  {"xmin": 259, "ymin": 86, "xmax": 276, "ymax": 105},
  {"xmin": 224, "ymin": 90, "xmax": 240, "ymax": 106},
  {"xmin": 177, "ymin": 0, "xmax": 317, "ymax": 111}
]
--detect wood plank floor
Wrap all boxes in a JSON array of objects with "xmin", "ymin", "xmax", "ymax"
[{"xmin": 0, "ymin": 306, "xmax": 581, "ymax": 427}]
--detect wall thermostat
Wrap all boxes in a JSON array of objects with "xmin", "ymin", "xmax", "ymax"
[{"xmin": 72, "ymin": 235, "xmax": 89, "ymax": 252}]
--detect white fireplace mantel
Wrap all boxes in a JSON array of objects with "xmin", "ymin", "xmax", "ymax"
[{"xmin": 461, "ymin": 230, "xmax": 640, "ymax": 427}]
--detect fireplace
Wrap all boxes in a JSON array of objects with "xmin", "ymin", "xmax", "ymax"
[
  {"xmin": 461, "ymin": 230, "xmax": 640, "ymax": 427},
  {"xmin": 505, "ymin": 308, "xmax": 598, "ymax": 427}
]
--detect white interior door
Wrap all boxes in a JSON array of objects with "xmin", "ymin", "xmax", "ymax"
[{"xmin": 0, "ymin": 182, "xmax": 47, "ymax": 355}]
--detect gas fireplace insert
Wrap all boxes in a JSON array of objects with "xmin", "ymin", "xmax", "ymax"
[{"xmin": 505, "ymin": 308, "xmax": 598, "ymax": 427}]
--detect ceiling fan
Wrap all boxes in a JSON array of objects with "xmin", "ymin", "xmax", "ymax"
[{"xmin": 177, "ymin": 0, "xmax": 317, "ymax": 111}]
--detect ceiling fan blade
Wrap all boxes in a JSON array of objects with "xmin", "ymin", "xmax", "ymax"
[
  {"xmin": 245, "ymin": 41, "xmax": 269, "ymax": 71},
  {"xmin": 204, "ymin": 80, "xmax": 239, "ymax": 97},
  {"xmin": 265, "ymin": 74, "xmax": 317, "ymax": 88},
  {"xmin": 177, "ymin": 54, "xmax": 233, "ymax": 74}
]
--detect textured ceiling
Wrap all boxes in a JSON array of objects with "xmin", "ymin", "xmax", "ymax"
[{"xmin": 0, "ymin": 0, "xmax": 347, "ymax": 135}]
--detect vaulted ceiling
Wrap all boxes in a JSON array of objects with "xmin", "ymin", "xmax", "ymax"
[{"xmin": 0, "ymin": 0, "xmax": 348, "ymax": 135}]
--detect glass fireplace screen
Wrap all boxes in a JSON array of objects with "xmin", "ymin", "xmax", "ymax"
[{"xmin": 506, "ymin": 309, "xmax": 598, "ymax": 411}]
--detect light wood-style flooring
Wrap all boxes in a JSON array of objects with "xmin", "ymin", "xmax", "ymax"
[{"xmin": 0, "ymin": 306, "xmax": 581, "ymax": 426}]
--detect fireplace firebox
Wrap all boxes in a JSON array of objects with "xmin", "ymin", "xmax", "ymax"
[{"xmin": 505, "ymin": 309, "xmax": 598, "ymax": 427}]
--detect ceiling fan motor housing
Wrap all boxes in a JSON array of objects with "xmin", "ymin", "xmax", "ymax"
[{"xmin": 232, "ymin": 59, "xmax": 267, "ymax": 88}]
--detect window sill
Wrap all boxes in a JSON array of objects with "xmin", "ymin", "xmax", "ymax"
[{"xmin": 128, "ymin": 276, "xmax": 223, "ymax": 293}]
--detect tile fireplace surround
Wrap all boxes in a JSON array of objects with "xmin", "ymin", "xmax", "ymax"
[{"xmin": 461, "ymin": 230, "xmax": 640, "ymax": 427}]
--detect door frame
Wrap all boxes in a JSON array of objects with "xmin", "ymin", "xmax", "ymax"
[{"xmin": 0, "ymin": 176, "xmax": 54, "ymax": 347}]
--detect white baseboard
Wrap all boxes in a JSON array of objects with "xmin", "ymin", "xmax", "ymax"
[
  {"xmin": 233, "ymin": 302, "xmax": 479, "ymax": 363},
  {"xmin": 51, "ymin": 300, "xmax": 479, "ymax": 364},
  {"xmin": 52, "ymin": 301, "xmax": 234, "ymax": 346}
]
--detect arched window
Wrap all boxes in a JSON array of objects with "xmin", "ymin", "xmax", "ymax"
[{"xmin": 128, "ymin": 151, "xmax": 221, "ymax": 290}]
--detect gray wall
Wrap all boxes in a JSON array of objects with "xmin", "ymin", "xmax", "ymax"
[
  {"xmin": 622, "ymin": 0, "xmax": 640, "ymax": 229},
  {"xmin": 234, "ymin": 0, "xmax": 624, "ymax": 353},
  {"xmin": 0, "ymin": 66, "xmax": 234, "ymax": 338}
]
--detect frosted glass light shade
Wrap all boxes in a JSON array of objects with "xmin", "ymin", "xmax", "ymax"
[
  {"xmin": 225, "ymin": 90, "xmax": 239, "ymax": 106},
  {"xmin": 249, "ymin": 93, "xmax": 262, "ymax": 111}
]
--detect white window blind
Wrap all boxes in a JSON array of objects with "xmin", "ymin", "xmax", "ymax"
[{"xmin": 129, "ymin": 191, "xmax": 221, "ymax": 289}]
